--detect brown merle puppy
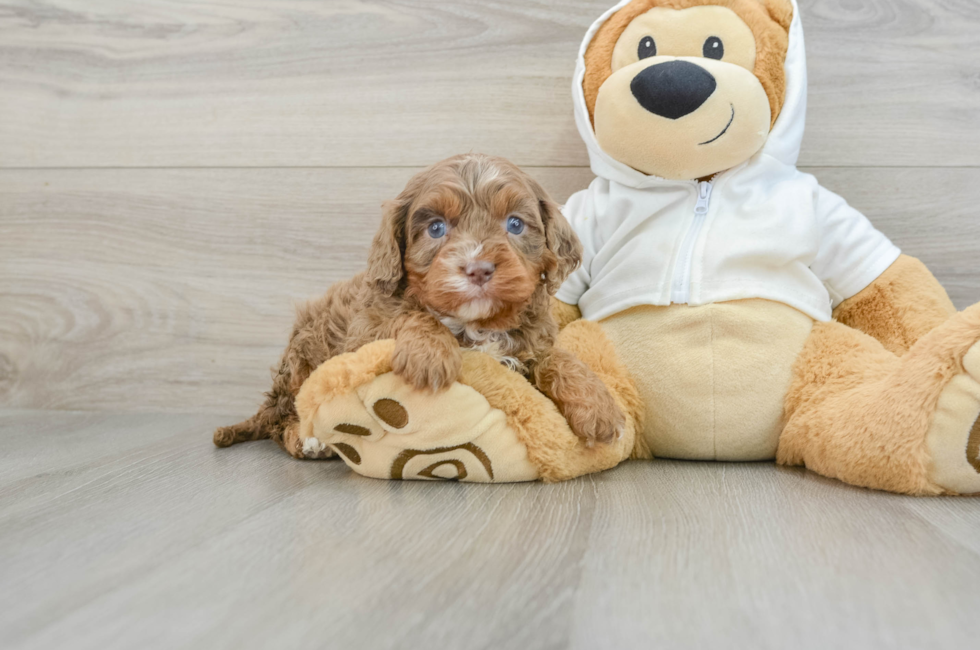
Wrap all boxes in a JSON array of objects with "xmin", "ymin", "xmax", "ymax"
[{"xmin": 214, "ymin": 154, "xmax": 625, "ymax": 458}]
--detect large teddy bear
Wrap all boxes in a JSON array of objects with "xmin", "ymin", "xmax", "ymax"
[{"xmin": 296, "ymin": 0, "xmax": 980, "ymax": 495}]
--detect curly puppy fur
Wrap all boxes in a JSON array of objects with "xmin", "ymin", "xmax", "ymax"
[{"xmin": 214, "ymin": 154, "xmax": 625, "ymax": 457}]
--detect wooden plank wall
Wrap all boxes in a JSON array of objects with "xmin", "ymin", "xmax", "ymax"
[{"xmin": 1, "ymin": 0, "xmax": 979, "ymax": 413}]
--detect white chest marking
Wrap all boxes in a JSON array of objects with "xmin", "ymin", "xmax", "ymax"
[{"xmin": 434, "ymin": 312, "xmax": 524, "ymax": 373}]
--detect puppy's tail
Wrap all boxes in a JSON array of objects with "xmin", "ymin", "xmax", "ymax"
[
  {"xmin": 213, "ymin": 379, "xmax": 296, "ymax": 450},
  {"xmin": 213, "ymin": 411, "xmax": 277, "ymax": 448}
]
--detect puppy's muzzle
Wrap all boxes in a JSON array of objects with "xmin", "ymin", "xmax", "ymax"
[
  {"xmin": 465, "ymin": 260, "xmax": 495, "ymax": 287},
  {"xmin": 630, "ymin": 60, "xmax": 717, "ymax": 120}
]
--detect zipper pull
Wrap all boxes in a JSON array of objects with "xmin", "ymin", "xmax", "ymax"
[{"xmin": 695, "ymin": 181, "xmax": 713, "ymax": 215}]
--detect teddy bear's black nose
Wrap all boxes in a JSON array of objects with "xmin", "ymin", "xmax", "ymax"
[{"xmin": 630, "ymin": 60, "xmax": 717, "ymax": 120}]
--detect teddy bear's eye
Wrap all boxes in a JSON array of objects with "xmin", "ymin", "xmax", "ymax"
[
  {"xmin": 637, "ymin": 36, "xmax": 657, "ymax": 60},
  {"xmin": 703, "ymin": 36, "xmax": 724, "ymax": 60}
]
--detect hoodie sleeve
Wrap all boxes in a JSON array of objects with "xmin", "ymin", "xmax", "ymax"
[
  {"xmin": 554, "ymin": 188, "xmax": 596, "ymax": 306},
  {"xmin": 810, "ymin": 182, "xmax": 901, "ymax": 308}
]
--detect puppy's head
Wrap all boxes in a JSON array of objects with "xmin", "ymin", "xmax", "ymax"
[
  {"xmin": 584, "ymin": 0, "xmax": 792, "ymax": 180},
  {"xmin": 367, "ymin": 154, "xmax": 581, "ymax": 330}
]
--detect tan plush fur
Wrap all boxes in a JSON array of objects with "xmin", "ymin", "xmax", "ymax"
[
  {"xmin": 214, "ymin": 154, "xmax": 623, "ymax": 456},
  {"xmin": 832, "ymin": 255, "xmax": 957, "ymax": 356},
  {"xmin": 458, "ymin": 320, "xmax": 641, "ymax": 481},
  {"xmin": 295, "ymin": 340, "xmax": 396, "ymax": 419},
  {"xmin": 779, "ymin": 303, "xmax": 980, "ymax": 495},
  {"xmin": 551, "ymin": 298, "xmax": 583, "ymax": 330},
  {"xmin": 583, "ymin": 0, "xmax": 791, "ymax": 128}
]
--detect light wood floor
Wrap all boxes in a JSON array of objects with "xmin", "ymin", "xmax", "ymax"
[
  {"xmin": 2, "ymin": 1, "xmax": 979, "ymax": 648},
  {"xmin": 3, "ymin": 410, "xmax": 980, "ymax": 650}
]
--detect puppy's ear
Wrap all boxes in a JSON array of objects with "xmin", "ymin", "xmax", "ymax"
[
  {"xmin": 366, "ymin": 197, "xmax": 410, "ymax": 295},
  {"xmin": 529, "ymin": 178, "xmax": 582, "ymax": 294}
]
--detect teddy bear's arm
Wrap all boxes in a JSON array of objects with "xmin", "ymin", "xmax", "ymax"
[{"xmin": 832, "ymin": 254, "xmax": 957, "ymax": 356}]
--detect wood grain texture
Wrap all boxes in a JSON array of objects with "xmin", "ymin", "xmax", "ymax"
[
  {"xmin": 1, "ymin": 0, "xmax": 979, "ymax": 168},
  {"xmin": 2, "ymin": 166, "xmax": 979, "ymax": 414},
  {"xmin": 0, "ymin": 409, "xmax": 977, "ymax": 650}
]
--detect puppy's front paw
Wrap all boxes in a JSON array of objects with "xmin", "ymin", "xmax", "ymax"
[
  {"xmin": 561, "ymin": 388, "xmax": 626, "ymax": 447},
  {"xmin": 391, "ymin": 335, "xmax": 462, "ymax": 392}
]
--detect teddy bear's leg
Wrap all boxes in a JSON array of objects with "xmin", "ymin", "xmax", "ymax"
[
  {"xmin": 295, "ymin": 332, "xmax": 639, "ymax": 483},
  {"xmin": 465, "ymin": 319, "xmax": 641, "ymax": 481},
  {"xmin": 778, "ymin": 304, "xmax": 980, "ymax": 495},
  {"xmin": 551, "ymin": 298, "xmax": 583, "ymax": 330}
]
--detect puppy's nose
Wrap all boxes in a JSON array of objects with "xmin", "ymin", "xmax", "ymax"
[
  {"xmin": 630, "ymin": 60, "xmax": 717, "ymax": 120},
  {"xmin": 465, "ymin": 261, "xmax": 495, "ymax": 286}
]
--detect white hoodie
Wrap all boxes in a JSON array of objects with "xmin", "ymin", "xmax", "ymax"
[{"xmin": 555, "ymin": 0, "xmax": 900, "ymax": 323}]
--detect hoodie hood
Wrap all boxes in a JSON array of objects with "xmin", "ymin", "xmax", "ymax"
[{"xmin": 571, "ymin": 0, "xmax": 807, "ymax": 189}]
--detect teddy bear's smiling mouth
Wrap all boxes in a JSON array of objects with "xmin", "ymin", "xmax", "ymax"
[{"xmin": 699, "ymin": 104, "xmax": 735, "ymax": 145}]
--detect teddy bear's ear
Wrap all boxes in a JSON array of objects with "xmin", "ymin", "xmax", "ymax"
[{"xmin": 759, "ymin": 0, "xmax": 793, "ymax": 32}]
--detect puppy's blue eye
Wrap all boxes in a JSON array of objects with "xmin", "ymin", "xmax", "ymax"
[
  {"xmin": 427, "ymin": 220, "xmax": 447, "ymax": 239},
  {"xmin": 506, "ymin": 216, "xmax": 525, "ymax": 235}
]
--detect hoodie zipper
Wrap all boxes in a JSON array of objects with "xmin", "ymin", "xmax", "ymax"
[{"xmin": 670, "ymin": 179, "xmax": 714, "ymax": 304}]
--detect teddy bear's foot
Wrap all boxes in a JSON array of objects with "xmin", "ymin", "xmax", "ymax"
[
  {"xmin": 293, "ymin": 340, "xmax": 551, "ymax": 482},
  {"xmin": 298, "ymin": 369, "xmax": 540, "ymax": 482},
  {"xmin": 292, "ymin": 330, "xmax": 638, "ymax": 483},
  {"xmin": 925, "ymin": 341, "xmax": 980, "ymax": 495},
  {"xmin": 780, "ymin": 302, "xmax": 980, "ymax": 495}
]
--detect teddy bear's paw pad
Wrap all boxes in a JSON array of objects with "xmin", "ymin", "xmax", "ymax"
[
  {"xmin": 355, "ymin": 372, "xmax": 504, "ymax": 445},
  {"xmin": 965, "ymin": 419, "xmax": 980, "ymax": 475},
  {"xmin": 370, "ymin": 398, "xmax": 409, "ymax": 431},
  {"xmin": 306, "ymin": 371, "xmax": 539, "ymax": 482},
  {"xmin": 390, "ymin": 444, "xmax": 494, "ymax": 482},
  {"xmin": 925, "ymin": 342, "xmax": 980, "ymax": 494},
  {"xmin": 329, "ymin": 442, "xmax": 362, "ymax": 466},
  {"xmin": 333, "ymin": 423, "xmax": 374, "ymax": 437},
  {"xmin": 311, "ymin": 394, "xmax": 389, "ymax": 445}
]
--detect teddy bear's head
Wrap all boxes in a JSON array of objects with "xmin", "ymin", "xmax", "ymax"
[{"xmin": 583, "ymin": 0, "xmax": 793, "ymax": 180}]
